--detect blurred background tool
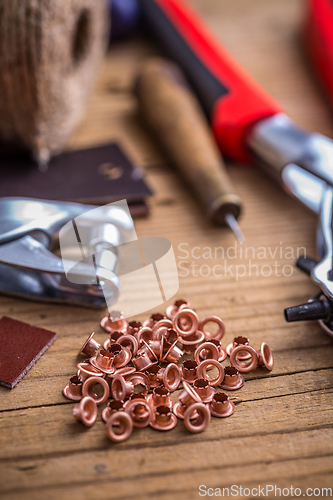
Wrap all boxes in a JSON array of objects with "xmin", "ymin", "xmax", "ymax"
[{"xmin": 136, "ymin": 58, "xmax": 244, "ymax": 242}]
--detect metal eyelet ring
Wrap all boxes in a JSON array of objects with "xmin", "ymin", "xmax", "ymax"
[
  {"xmin": 174, "ymin": 309, "xmax": 199, "ymax": 337},
  {"xmin": 73, "ymin": 396, "xmax": 98, "ymax": 427},
  {"xmin": 197, "ymin": 359, "xmax": 224, "ymax": 387},
  {"xmin": 82, "ymin": 376, "xmax": 110, "ymax": 405},
  {"xmin": 230, "ymin": 345, "xmax": 258, "ymax": 373},
  {"xmin": 117, "ymin": 334, "xmax": 139, "ymax": 357},
  {"xmin": 159, "ymin": 363, "xmax": 181, "ymax": 392},
  {"xmin": 194, "ymin": 342, "xmax": 219, "ymax": 364},
  {"xmin": 183, "ymin": 402, "xmax": 211, "ymax": 433},
  {"xmin": 198, "ymin": 316, "xmax": 225, "ymax": 341},
  {"xmin": 106, "ymin": 411, "xmax": 133, "ymax": 442}
]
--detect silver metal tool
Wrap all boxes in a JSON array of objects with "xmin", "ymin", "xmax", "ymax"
[
  {"xmin": 247, "ymin": 114, "xmax": 333, "ymax": 337},
  {"xmin": 0, "ymin": 198, "xmax": 135, "ymax": 307}
]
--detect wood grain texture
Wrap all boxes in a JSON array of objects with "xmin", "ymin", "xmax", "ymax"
[{"xmin": 1, "ymin": 0, "xmax": 333, "ymax": 498}]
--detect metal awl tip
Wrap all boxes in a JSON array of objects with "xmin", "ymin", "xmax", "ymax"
[{"xmin": 224, "ymin": 213, "xmax": 245, "ymax": 243}]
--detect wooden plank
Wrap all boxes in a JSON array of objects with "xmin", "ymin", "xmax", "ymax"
[
  {"xmin": 1, "ymin": 427, "xmax": 333, "ymax": 497},
  {"xmin": 0, "ymin": 388, "xmax": 332, "ymax": 462}
]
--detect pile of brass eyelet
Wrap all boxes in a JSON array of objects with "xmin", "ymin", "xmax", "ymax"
[{"xmin": 63, "ymin": 299, "xmax": 273, "ymax": 442}]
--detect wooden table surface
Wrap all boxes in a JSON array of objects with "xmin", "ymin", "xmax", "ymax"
[{"xmin": 1, "ymin": 1, "xmax": 333, "ymax": 499}]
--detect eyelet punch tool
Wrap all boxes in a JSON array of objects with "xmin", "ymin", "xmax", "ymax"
[
  {"xmin": 140, "ymin": 0, "xmax": 333, "ymax": 338},
  {"xmin": 0, "ymin": 198, "xmax": 135, "ymax": 307}
]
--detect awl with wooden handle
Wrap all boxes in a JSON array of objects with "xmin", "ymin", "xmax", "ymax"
[{"xmin": 135, "ymin": 58, "xmax": 244, "ymax": 242}]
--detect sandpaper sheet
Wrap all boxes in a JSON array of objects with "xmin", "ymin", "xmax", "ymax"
[{"xmin": 0, "ymin": 316, "xmax": 57, "ymax": 389}]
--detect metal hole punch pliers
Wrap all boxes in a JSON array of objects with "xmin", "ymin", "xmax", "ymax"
[{"xmin": 140, "ymin": 0, "xmax": 333, "ymax": 336}]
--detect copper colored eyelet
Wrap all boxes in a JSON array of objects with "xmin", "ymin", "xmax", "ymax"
[
  {"xmin": 157, "ymin": 363, "xmax": 181, "ymax": 392},
  {"xmin": 197, "ymin": 359, "xmax": 224, "ymax": 387},
  {"xmin": 178, "ymin": 380, "xmax": 202, "ymax": 406},
  {"xmin": 229, "ymin": 345, "xmax": 258, "ymax": 373},
  {"xmin": 226, "ymin": 336, "xmax": 251, "ymax": 360},
  {"xmin": 125, "ymin": 399, "xmax": 153, "ymax": 428},
  {"xmin": 219, "ymin": 366, "xmax": 245, "ymax": 390},
  {"xmin": 150, "ymin": 405, "xmax": 178, "ymax": 431},
  {"xmin": 90, "ymin": 349, "xmax": 115, "ymax": 375},
  {"xmin": 73, "ymin": 396, "xmax": 98, "ymax": 427},
  {"xmin": 114, "ymin": 366, "xmax": 136, "ymax": 377},
  {"xmin": 106, "ymin": 411, "xmax": 133, "ymax": 442},
  {"xmin": 136, "ymin": 326, "xmax": 154, "ymax": 344},
  {"xmin": 194, "ymin": 342, "xmax": 219, "ymax": 364},
  {"xmin": 180, "ymin": 330, "xmax": 205, "ymax": 352},
  {"xmin": 166, "ymin": 299, "xmax": 189, "ymax": 320},
  {"xmin": 100, "ymin": 311, "xmax": 128, "ymax": 334},
  {"xmin": 198, "ymin": 316, "xmax": 225, "ymax": 341},
  {"xmin": 193, "ymin": 378, "xmax": 216, "ymax": 403},
  {"xmin": 152, "ymin": 319, "xmax": 174, "ymax": 340},
  {"xmin": 127, "ymin": 321, "xmax": 142, "ymax": 335},
  {"xmin": 102, "ymin": 399, "xmax": 125, "ymax": 423},
  {"xmin": 78, "ymin": 332, "xmax": 100, "ymax": 357},
  {"xmin": 181, "ymin": 359, "xmax": 198, "ymax": 384},
  {"xmin": 257, "ymin": 342, "xmax": 274, "ymax": 370},
  {"xmin": 77, "ymin": 362, "xmax": 105, "ymax": 381},
  {"xmin": 209, "ymin": 392, "xmax": 235, "ymax": 418},
  {"xmin": 199, "ymin": 339, "xmax": 227, "ymax": 362},
  {"xmin": 132, "ymin": 352, "xmax": 156, "ymax": 372},
  {"xmin": 125, "ymin": 371, "xmax": 151, "ymax": 394},
  {"xmin": 143, "ymin": 313, "xmax": 165, "ymax": 328},
  {"xmin": 82, "ymin": 376, "xmax": 110, "ymax": 405},
  {"xmin": 108, "ymin": 343, "xmax": 132, "ymax": 368},
  {"xmin": 117, "ymin": 334, "xmax": 139, "ymax": 357},
  {"xmin": 146, "ymin": 363, "xmax": 162, "ymax": 388},
  {"xmin": 147, "ymin": 386, "xmax": 173, "ymax": 409},
  {"xmin": 103, "ymin": 331, "xmax": 124, "ymax": 350},
  {"xmin": 161, "ymin": 341, "xmax": 184, "ymax": 364},
  {"xmin": 174, "ymin": 309, "xmax": 199, "ymax": 337},
  {"xmin": 111, "ymin": 375, "xmax": 134, "ymax": 401},
  {"xmin": 183, "ymin": 402, "xmax": 211, "ymax": 433},
  {"xmin": 138, "ymin": 340, "xmax": 159, "ymax": 361},
  {"xmin": 63, "ymin": 375, "xmax": 83, "ymax": 401}
]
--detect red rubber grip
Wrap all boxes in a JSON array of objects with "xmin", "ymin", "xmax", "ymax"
[
  {"xmin": 303, "ymin": 0, "xmax": 333, "ymax": 111},
  {"xmin": 152, "ymin": 0, "xmax": 281, "ymax": 162}
]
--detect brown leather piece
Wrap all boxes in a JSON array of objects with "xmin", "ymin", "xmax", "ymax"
[{"xmin": 0, "ymin": 316, "xmax": 57, "ymax": 389}]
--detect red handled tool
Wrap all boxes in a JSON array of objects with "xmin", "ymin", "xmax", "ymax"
[
  {"xmin": 141, "ymin": 0, "xmax": 333, "ymax": 337},
  {"xmin": 141, "ymin": 0, "xmax": 333, "ymax": 197}
]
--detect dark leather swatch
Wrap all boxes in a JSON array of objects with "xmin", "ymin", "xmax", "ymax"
[{"xmin": 0, "ymin": 316, "xmax": 57, "ymax": 389}]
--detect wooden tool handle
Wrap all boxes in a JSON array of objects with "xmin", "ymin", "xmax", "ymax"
[{"xmin": 135, "ymin": 58, "xmax": 242, "ymax": 225}]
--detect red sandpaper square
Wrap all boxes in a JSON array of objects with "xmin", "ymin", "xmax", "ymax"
[{"xmin": 0, "ymin": 316, "xmax": 57, "ymax": 389}]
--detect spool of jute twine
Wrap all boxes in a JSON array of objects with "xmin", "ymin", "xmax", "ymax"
[{"xmin": 0, "ymin": 0, "xmax": 109, "ymax": 165}]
